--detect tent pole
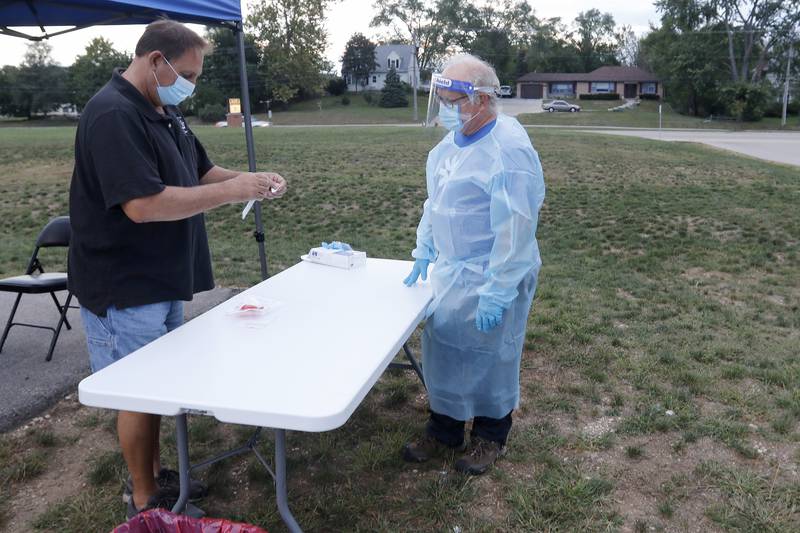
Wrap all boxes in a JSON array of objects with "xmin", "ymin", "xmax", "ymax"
[{"xmin": 234, "ymin": 21, "xmax": 268, "ymax": 280}]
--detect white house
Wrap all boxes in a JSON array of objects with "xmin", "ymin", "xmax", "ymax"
[{"xmin": 345, "ymin": 44, "xmax": 418, "ymax": 92}]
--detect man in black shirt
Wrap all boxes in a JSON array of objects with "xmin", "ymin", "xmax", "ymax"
[{"xmin": 69, "ymin": 20, "xmax": 286, "ymax": 518}]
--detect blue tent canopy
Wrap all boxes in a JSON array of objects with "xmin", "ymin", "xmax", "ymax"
[
  {"xmin": 1, "ymin": 0, "xmax": 270, "ymax": 280},
  {"xmin": 0, "ymin": 1, "xmax": 242, "ymax": 39}
]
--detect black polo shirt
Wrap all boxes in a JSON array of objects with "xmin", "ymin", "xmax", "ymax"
[{"xmin": 68, "ymin": 69, "xmax": 214, "ymax": 316}]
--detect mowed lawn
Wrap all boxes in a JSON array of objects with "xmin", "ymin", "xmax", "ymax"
[
  {"xmin": 518, "ymin": 99, "xmax": 800, "ymax": 130},
  {"xmin": 0, "ymin": 124, "xmax": 799, "ymax": 532}
]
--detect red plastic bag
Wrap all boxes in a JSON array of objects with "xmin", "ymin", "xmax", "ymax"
[{"xmin": 112, "ymin": 509, "xmax": 268, "ymax": 533}]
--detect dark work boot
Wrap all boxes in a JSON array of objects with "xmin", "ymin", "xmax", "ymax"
[
  {"xmin": 403, "ymin": 435, "xmax": 466, "ymax": 463},
  {"xmin": 454, "ymin": 436, "xmax": 506, "ymax": 475}
]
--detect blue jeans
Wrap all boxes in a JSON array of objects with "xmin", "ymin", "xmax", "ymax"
[{"xmin": 81, "ymin": 301, "xmax": 184, "ymax": 373}]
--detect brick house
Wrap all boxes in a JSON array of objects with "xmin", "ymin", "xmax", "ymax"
[{"xmin": 516, "ymin": 66, "xmax": 663, "ymax": 100}]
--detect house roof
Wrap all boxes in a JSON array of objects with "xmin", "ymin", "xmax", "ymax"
[
  {"xmin": 374, "ymin": 44, "xmax": 415, "ymax": 73},
  {"xmin": 517, "ymin": 66, "xmax": 659, "ymax": 83}
]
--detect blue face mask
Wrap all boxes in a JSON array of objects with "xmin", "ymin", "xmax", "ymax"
[
  {"xmin": 153, "ymin": 57, "xmax": 195, "ymax": 106},
  {"xmin": 438, "ymin": 104, "xmax": 463, "ymax": 131}
]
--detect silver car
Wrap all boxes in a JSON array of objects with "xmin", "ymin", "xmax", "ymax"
[{"xmin": 542, "ymin": 100, "xmax": 581, "ymax": 112}]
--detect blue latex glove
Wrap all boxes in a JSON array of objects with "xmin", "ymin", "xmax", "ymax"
[
  {"xmin": 403, "ymin": 259, "xmax": 430, "ymax": 286},
  {"xmin": 475, "ymin": 301, "xmax": 504, "ymax": 332},
  {"xmin": 321, "ymin": 241, "xmax": 352, "ymax": 251}
]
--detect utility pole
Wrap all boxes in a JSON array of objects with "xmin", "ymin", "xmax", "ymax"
[
  {"xmin": 782, "ymin": 40, "xmax": 794, "ymax": 127},
  {"xmin": 412, "ymin": 34, "xmax": 419, "ymax": 123}
]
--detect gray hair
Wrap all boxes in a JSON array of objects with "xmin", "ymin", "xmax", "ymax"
[{"xmin": 441, "ymin": 53, "xmax": 500, "ymax": 111}]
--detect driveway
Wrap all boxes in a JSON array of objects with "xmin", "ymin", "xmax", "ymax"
[
  {"xmin": 0, "ymin": 287, "xmax": 237, "ymax": 432},
  {"xmin": 500, "ymin": 98, "xmax": 544, "ymax": 116},
  {"xmin": 575, "ymin": 128, "xmax": 800, "ymax": 167}
]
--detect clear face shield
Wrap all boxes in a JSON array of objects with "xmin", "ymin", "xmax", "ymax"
[{"xmin": 425, "ymin": 73, "xmax": 496, "ymax": 131}]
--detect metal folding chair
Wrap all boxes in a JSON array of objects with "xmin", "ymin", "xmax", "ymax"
[{"xmin": 0, "ymin": 216, "xmax": 76, "ymax": 361}]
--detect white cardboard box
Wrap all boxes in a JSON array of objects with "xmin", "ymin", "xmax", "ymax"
[{"xmin": 303, "ymin": 247, "xmax": 367, "ymax": 269}]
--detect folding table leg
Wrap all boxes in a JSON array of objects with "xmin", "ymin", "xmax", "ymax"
[
  {"xmin": 403, "ymin": 343, "xmax": 425, "ymax": 388},
  {"xmin": 46, "ymin": 292, "xmax": 73, "ymax": 362},
  {"xmin": 172, "ymin": 413, "xmax": 190, "ymax": 514},
  {"xmin": 0, "ymin": 293, "xmax": 22, "ymax": 353},
  {"xmin": 274, "ymin": 429, "xmax": 303, "ymax": 533}
]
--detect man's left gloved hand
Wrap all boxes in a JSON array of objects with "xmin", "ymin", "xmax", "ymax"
[{"xmin": 475, "ymin": 301, "xmax": 504, "ymax": 332}]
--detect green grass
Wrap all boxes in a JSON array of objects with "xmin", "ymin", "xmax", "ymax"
[
  {"xmin": 1, "ymin": 123, "xmax": 799, "ymax": 530},
  {"xmin": 251, "ymin": 93, "xmax": 421, "ymax": 125},
  {"xmin": 518, "ymin": 99, "xmax": 800, "ymax": 130}
]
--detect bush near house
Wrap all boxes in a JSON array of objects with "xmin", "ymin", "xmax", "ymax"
[
  {"xmin": 326, "ymin": 77, "xmax": 347, "ymax": 96},
  {"xmin": 380, "ymin": 68, "xmax": 409, "ymax": 108},
  {"xmin": 579, "ymin": 93, "xmax": 621, "ymax": 100},
  {"xmin": 639, "ymin": 94, "xmax": 661, "ymax": 101},
  {"xmin": 718, "ymin": 82, "xmax": 770, "ymax": 121}
]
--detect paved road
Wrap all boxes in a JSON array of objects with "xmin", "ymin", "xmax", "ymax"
[
  {"xmin": 499, "ymin": 97, "xmax": 543, "ymax": 116},
  {"xmin": 0, "ymin": 287, "xmax": 237, "ymax": 432},
  {"xmin": 574, "ymin": 128, "xmax": 800, "ymax": 167}
]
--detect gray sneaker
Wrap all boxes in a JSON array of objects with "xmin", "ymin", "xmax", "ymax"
[
  {"xmin": 125, "ymin": 487, "xmax": 206, "ymax": 520},
  {"xmin": 123, "ymin": 469, "xmax": 208, "ymax": 503},
  {"xmin": 454, "ymin": 436, "xmax": 506, "ymax": 475},
  {"xmin": 403, "ymin": 435, "xmax": 467, "ymax": 463}
]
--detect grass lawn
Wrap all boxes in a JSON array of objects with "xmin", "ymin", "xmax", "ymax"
[
  {"xmin": 254, "ymin": 93, "xmax": 422, "ymax": 125},
  {"xmin": 518, "ymin": 99, "xmax": 800, "ymax": 130},
  {"xmin": 0, "ymin": 125, "xmax": 799, "ymax": 531}
]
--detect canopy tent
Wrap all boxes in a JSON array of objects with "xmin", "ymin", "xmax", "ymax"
[{"xmin": 0, "ymin": 0, "xmax": 270, "ymax": 280}]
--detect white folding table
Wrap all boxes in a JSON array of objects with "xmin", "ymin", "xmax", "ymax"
[{"xmin": 78, "ymin": 258, "xmax": 432, "ymax": 532}]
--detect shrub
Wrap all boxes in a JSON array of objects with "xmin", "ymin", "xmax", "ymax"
[
  {"xmin": 719, "ymin": 82, "xmax": 769, "ymax": 121},
  {"xmin": 198, "ymin": 103, "xmax": 226, "ymax": 123},
  {"xmin": 362, "ymin": 91, "xmax": 374, "ymax": 105},
  {"xmin": 764, "ymin": 99, "xmax": 800, "ymax": 118},
  {"xmin": 341, "ymin": 95, "xmax": 350, "ymax": 106},
  {"xmin": 326, "ymin": 77, "xmax": 348, "ymax": 96},
  {"xmin": 380, "ymin": 68, "xmax": 409, "ymax": 108},
  {"xmin": 639, "ymin": 93, "xmax": 661, "ymax": 101},
  {"xmin": 579, "ymin": 93, "xmax": 620, "ymax": 101}
]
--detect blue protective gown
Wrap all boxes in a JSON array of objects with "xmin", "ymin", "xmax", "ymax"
[{"xmin": 412, "ymin": 114, "xmax": 545, "ymax": 421}]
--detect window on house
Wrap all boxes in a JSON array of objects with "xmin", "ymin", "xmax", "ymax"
[
  {"xmin": 549, "ymin": 82, "xmax": 574, "ymax": 95},
  {"xmin": 372, "ymin": 75, "xmax": 377, "ymax": 83},
  {"xmin": 591, "ymin": 82, "xmax": 615, "ymax": 93},
  {"xmin": 641, "ymin": 82, "xmax": 657, "ymax": 94}
]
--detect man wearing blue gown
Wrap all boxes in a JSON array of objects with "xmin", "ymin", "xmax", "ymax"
[{"xmin": 403, "ymin": 54, "xmax": 545, "ymax": 475}]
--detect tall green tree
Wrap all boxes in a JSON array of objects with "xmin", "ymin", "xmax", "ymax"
[
  {"xmin": 341, "ymin": 33, "xmax": 378, "ymax": 92},
  {"xmin": 193, "ymin": 27, "xmax": 266, "ymax": 114},
  {"xmin": 249, "ymin": 0, "xmax": 332, "ymax": 106},
  {"xmin": 572, "ymin": 9, "xmax": 620, "ymax": 72},
  {"xmin": 0, "ymin": 66, "xmax": 23, "ymax": 116},
  {"xmin": 68, "ymin": 38, "xmax": 130, "ymax": 110},
  {"xmin": 370, "ymin": 0, "xmax": 452, "ymax": 74},
  {"xmin": 16, "ymin": 42, "xmax": 68, "ymax": 118}
]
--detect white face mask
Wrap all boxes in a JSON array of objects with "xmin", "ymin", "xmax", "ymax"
[{"xmin": 153, "ymin": 57, "xmax": 195, "ymax": 106}]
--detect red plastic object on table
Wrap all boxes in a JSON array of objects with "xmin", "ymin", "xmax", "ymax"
[{"xmin": 112, "ymin": 509, "xmax": 268, "ymax": 533}]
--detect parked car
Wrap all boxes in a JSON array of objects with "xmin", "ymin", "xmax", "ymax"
[
  {"xmin": 542, "ymin": 100, "xmax": 581, "ymax": 112},
  {"xmin": 214, "ymin": 118, "xmax": 271, "ymax": 128},
  {"xmin": 497, "ymin": 85, "xmax": 513, "ymax": 98}
]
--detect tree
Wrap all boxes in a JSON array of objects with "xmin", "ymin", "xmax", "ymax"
[
  {"xmin": 655, "ymin": 0, "xmax": 800, "ymax": 84},
  {"xmin": 616, "ymin": 25, "xmax": 642, "ymax": 66},
  {"xmin": 68, "ymin": 38, "xmax": 130, "ymax": 110},
  {"xmin": 192, "ymin": 27, "xmax": 266, "ymax": 115},
  {"xmin": 341, "ymin": 33, "xmax": 378, "ymax": 92},
  {"xmin": 0, "ymin": 66, "xmax": 24, "ymax": 116},
  {"xmin": 16, "ymin": 42, "xmax": 68, "ymax": 118},
  {"xmin": 248, "ymin": 0, "xmax": 332, "ymax": 106},
  {"xmin": 370, "ymin": 0, "xmax": 450, "ymax": 74},
  {"xmin": 572, "ymin": 9, "xmax": 620, "ymax": 72},
  {"xmin": 380, "ymin": 67, "xmax": 408, "ymax": 107}
]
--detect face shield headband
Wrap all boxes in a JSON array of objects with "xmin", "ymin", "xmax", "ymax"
[{"xmin": 425, "ymin": 73, "xmax": 496, "ymax": 130}]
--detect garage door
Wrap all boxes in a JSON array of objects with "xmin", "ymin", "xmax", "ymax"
[{"xmin": 521, "ymin": 84, "xmax": 543, "ymax": 99}]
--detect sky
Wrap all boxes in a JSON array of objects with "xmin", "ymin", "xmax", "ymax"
[{"xmin": 0, "ymin": 0, "xmax": 660, "ymax": 69}]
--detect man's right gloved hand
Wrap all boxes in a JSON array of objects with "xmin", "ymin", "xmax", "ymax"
[{"xmin": 403, "ymin": 259, "xmax": 430, "ymax": 286}]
